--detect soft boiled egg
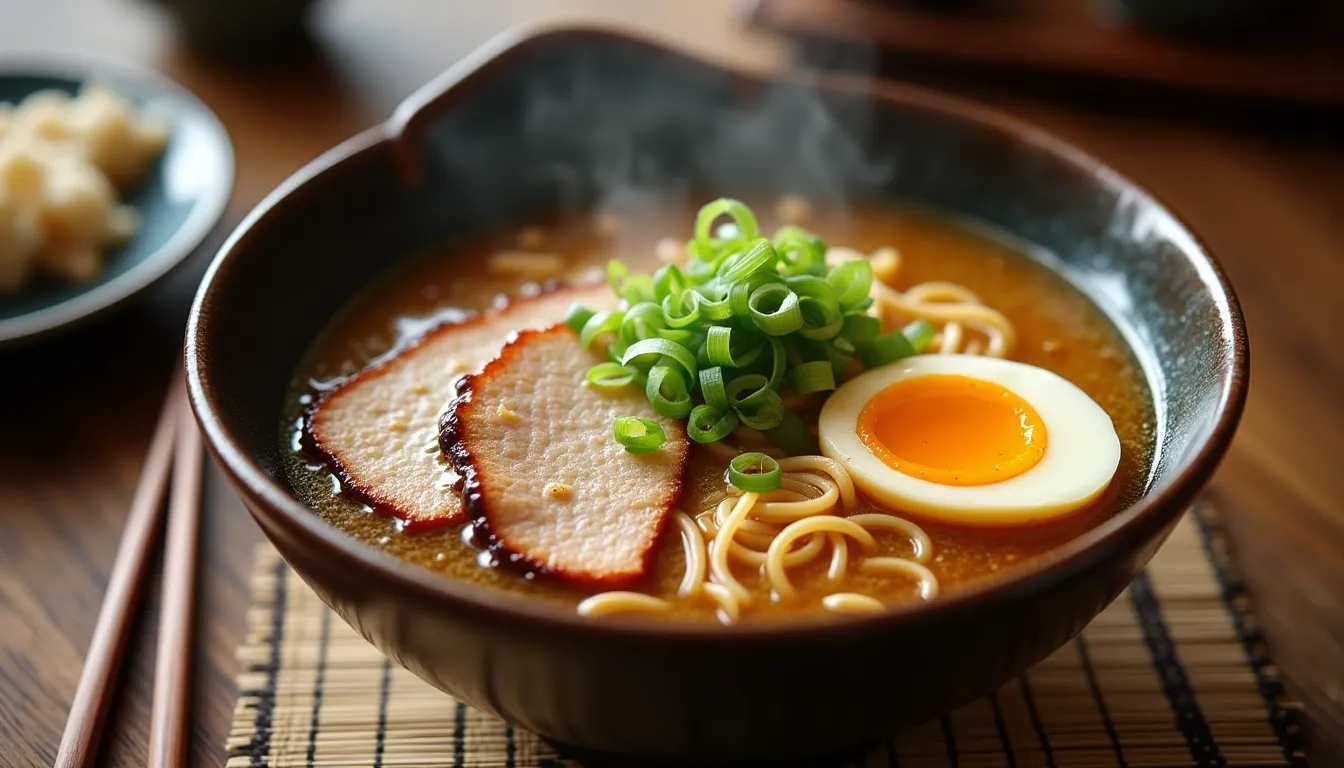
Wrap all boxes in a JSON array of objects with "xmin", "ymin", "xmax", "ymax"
[{"xmin": 818, "ymin": 355, "xmax": 1120, "ymax": 526}]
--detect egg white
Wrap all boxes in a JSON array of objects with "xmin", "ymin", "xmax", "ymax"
[{"xmin": 819, "ymin": 355, "xmax": 1121, "ymax": 526}]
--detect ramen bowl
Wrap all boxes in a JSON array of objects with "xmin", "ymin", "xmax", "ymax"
[{"xmin": 186, "ymin": 26, "xmax": 1247, "ymax": 761}]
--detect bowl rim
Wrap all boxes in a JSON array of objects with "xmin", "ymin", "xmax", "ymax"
[
  {"xmin": 186, "ymin": 24, "xmax": 1249, "ymax": 640},
  {"xmin": 0, "ymin": 49, "xmax": 235, "ymax": 348}
]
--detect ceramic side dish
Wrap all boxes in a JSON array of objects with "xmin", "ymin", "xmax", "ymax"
[
  {"xmin": 0, "ymin": 53, "xmax": 233, "ymax": 348},
  {"xmin": 186, "ymin": 26, "xmax": 1247, "ymax": 761}
]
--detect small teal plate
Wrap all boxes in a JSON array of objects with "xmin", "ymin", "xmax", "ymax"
[{"xmin": 0, "ymin": 53, "xmax": 233, "ymax": 348}]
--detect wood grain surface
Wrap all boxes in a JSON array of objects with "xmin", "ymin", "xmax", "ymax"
[
  {"xmin": 750, "ymin": 0, "xmax": 1344, "ymax": 106},
  {"xmin": 0, "ymin": 0, "xmax": 1339, "ymax": 765}
]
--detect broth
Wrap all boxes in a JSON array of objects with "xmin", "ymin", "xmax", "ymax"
[{"xmin": 283, "ymin": 206, "xmax": 1154, "ymax": 621}]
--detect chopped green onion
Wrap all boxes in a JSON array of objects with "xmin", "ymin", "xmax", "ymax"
[
  {"xmin": 563, "ymin": 303, "xmax": 594, "ymax": 335},
  {"xmin": 773, "ymin": 226, "xmax": 825, "ymax": 276},
  {"xmin": 726, "ymin": 373, "xmax": 773, "ymax": 413},
  {"xmin": 862, "ymin": 329, "xmax": 918, "ymax": 367},
  {"xmin": 729, "ymin": 452, "xmax": 782, "ymax": 492},
  {"xmin": 796, "ymin": 296, "xmax": 844, "ymax": 341},
  {"xmin": 903, "ymin": 318, "xmax": 936, "ymax": 351},
  {"xmin": 657, "ymin": 326, "xmax": 700, "ymax": 346},
  {"xmin": 787, "ymin": 337, "xmax": 826, "ymax": 367},
  {"xmin": 708, "ymin": 324, "xmax": 763, "ymax": 368},
  {"xmin": 825, "ymin": 341, "xmax": 857, "ymax": 379},
  {"xmin": 727, "ymin": 374, "xmax": 786, "ymax": 430},
  {"xmin": 652, "ymin": 264, "xmax": 687, "ymax": 300},
  {"xmin": 727, "ymin": 272, "xmax": 776, "ymax": 317},
  {"xmin": 719, "ymin": 239, "xmax": 778, "ymax": 282},
  {"xmin": 788, "ymin": 360, "xmax": 836, "ymax": 395},
  {"xmin": 686, "ymin": 238, "xmax": 716, "ymax": 265},
  {"xmin": 619, "ymin": 337, "xmax": 697, "ymax": 380},
  {"xmin": 579, "ymin": 310, "xmax": 623, "ymax": 350},
  {"xmin": 613, "ymin": 417, "xmax": 666, "ymax": 455},
  {"xmin": 704, "ymin": 325, "xmax": 735, "ymax": 366},
  {"xmin": 748, "ymin": 284, "xmax": 803, "ymax": 336},
  {"xmin": 703, "ymin": 325, "xmax": 761, "ymax": 368},
  {"xmin": 766, "ymin": 337, "xmax": 787, "ymax": 391},
  {"xmin": 591, "ymin": 199, "xmax": 961, "ymax": 457},
  {"xmin": 608, "ymin": 260, "xmax": 657, "ymax": 304},
  {"xmin": 620, "ymin": 302, "xmax": 666, "ymax": 345},
  {"xmin": 762, "ymin": 409, "xmax": 820, "ymax": 456},
  {"xmin": 695, "ymin": 288, "xmax": 735, "ymax": 321},
  {"xmin": 695, "ymin": 198, "xmax": 760, "ymax": 246},
  {"xmin": 688, "ymin": 405, "xmax": 738, "ymax": 443},
  {"xmin": 586, "ymin": 362, "xmax": 637, "ymax": 391},
  {"xmin": 699, "ymin": 366, "xmax": 730, "ymax": 410},
  {"xmin": 840, "ymin": 313, "xmax": 881, "ymax": 345},
  {"xmin": 736, "ymin": 403, "xmax": 785, "ymax": 431},
  {"xmin": 627, "ymin": 276, "xmax": 658, "ymax": 305},
  {"xmin": 662, "ymin": 292, "xmax": 701, "ymax": 328},
  {"xmin": 606, "ymin": 259, "xmax": 628, "ymax": 293},
  {"xmin": 827, "ymin": 259, "xmax": 873, "ymax": 308},
  {"xmin": 645, "ymin": 365, "xmax": 694, "ymax": 419},
  {"xmin": 783, "ymin": 274, "xmax": 836, "ymax": 302}
]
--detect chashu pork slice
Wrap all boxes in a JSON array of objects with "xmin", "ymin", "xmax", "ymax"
[
  {"xmin": 440, "ymin": 325, "xmax": 690, "ymax": 586},
  {"xmin": 307, "ymin": 284, "xmax": 614, "ymax": 530}
]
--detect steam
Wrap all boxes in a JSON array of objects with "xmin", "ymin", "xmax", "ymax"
[{"xmin": 422, "ymin": 36, "xmax": 896, "ymax": 247}]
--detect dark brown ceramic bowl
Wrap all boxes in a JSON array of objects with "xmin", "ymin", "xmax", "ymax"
[{"xmin": 186, "ymin": 26, "xmax": 1248, "ymax": 761}]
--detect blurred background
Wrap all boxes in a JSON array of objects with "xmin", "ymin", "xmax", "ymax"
[{"xmin": 1, "ymin": 0, "xmax": 1340, "ymax": 765}]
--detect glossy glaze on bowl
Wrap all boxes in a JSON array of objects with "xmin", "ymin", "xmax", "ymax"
[{"xmin": 186, "ymin": 27, "xmax": 1247, "ymax": 760}]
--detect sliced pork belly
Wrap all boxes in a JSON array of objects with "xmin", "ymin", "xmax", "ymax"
[
  {"xmin": 307, "ymin": 284, "xmax": 614, "ymax": 530},
  {"xmin": 440, "ymin": 325, "xmax": 691, "ymax": 586}
]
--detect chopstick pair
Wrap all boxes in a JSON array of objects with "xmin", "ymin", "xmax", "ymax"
[{"xmin": 55, "ymin": 374, "xmax": 204, "ymax": 768}]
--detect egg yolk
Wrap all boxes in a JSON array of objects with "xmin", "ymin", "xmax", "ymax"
[{"xmin": 856, "ymin": 374, "xmax": 1047, "ymax": 486}]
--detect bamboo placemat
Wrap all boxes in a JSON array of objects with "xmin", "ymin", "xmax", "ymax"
[{"xmin": 227, "ymin": 501, "xmax": 1304, "ymax": 767}]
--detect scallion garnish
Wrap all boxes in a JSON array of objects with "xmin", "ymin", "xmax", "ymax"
[
  {"xmin": 578, "ymin": 198, "xmax": 934, "ymax": 455},
  {"xmin": 619, "ymin": 337, "xmax": 698, "ymax": 380},
  {"xmin": 688, "ymin": 405, "xmax": 738, "ymax": 444},
  {"xmin": 586, "ymin": 362, "xmax": 637, "ymax": 391},
  {"xmin": 788, "ymin": 360, "xmax": 836, "ymax": 395},
  {"xmin": 613, "ymin": 417, "xmax": 666, "ymax": 454},
  {"xmin": 563, "ymin": 303, "xmax": 595, "ymax": 335},
  {"xmin": 747, "ymin": 283, "xmax": 803, "ymax": 336},
  {"xmin": 579, "ymin": 310, "xmax": 622, "ymax": 351},
  {"xmin": 728, "ymin": 452, "xmax": 783, "ymax": 492},
  {"xmin": 645, "ymin": 365, "xmax": 694, "ymax": 419},
  {"xmin": 699, "ymin": 366, "xmax": 730, "ymax": 410},
  {"xmin": 763, "ymin": 408, "xmax": 820, "ymax": 456},
  {"xmin": 902, "ymin": 318, "xmax": 936, "ymax": 351},
  {"xmin": 862, "ymin": 330, "xmax": 917, "ymax": 368}
]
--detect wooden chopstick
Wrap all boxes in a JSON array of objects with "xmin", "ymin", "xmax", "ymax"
[
  {"xmin": 55, "ymin": 377, "xmax": 183, "ymax": 768},
  {"xmin": 147, "ymin": 392, "xmax": 205, "ymax": 767}
]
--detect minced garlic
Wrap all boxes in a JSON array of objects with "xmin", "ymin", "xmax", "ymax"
[
  {"xmin": 496, "ymin": 403, "xmax": 521, "ymax": 424},
  {"xmin": 543, "ymin": 482, "xmax": 574, "ymax": 501},
  {"xmin": 0, "ymin": 84, "xmax": 169, "ymax": 291}
]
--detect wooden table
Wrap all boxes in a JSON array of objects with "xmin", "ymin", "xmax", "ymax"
[{"xmin": 1, "ymin": 1, "xmax": 1340, "ymax": 764}]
